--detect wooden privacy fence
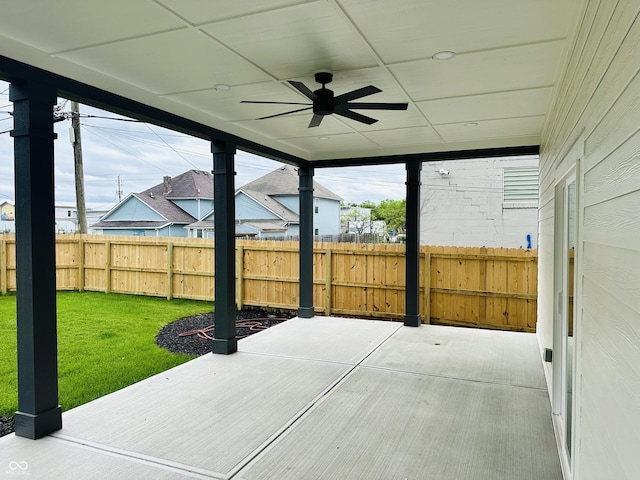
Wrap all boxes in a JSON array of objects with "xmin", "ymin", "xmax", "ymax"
[{"xmin": 0, "ymin": 235, "xmax": 538, "ymax": 332}]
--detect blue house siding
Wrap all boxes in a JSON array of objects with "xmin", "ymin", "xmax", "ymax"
[
  {"xmin": 236, "ymin": 192, "xmax": 280, "ymax": 220},
  {"xmin": 271, "ymin": 195, "xmax": 298, "ymax": 214},
  {"xmin": 99, "ymin": 224, "xmax": 188, "ymax": 237},
  {"xmin": 171, "ymin": 198, "xmax": 213, "ymax": 220},
  {"xmin": 313, "ymin": 198, "xmax": 340, "ymax": 235},
  {"xmin": 104, "ymin": 197, "xmax": 164, "ymax": 221}
]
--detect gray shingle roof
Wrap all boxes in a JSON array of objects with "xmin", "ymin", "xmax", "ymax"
[
  {"xmin": 164, "ymin": 170, "xmax": 213, "ymax": 199},
  {"xmin": 239, "ymin": 164, "xmax": 342, "ymax": 201}
]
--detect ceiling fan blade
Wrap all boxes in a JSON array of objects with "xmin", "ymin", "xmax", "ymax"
[
  {"xmin": 308, "ymin": 114, "xmax": 324, "ymax": 128},
  {"xmin": 339, "ymin": 102, "xmax": 408, "ymax": 111},
  {"xmin": 288, "ymin": 80, "xmax": 318, "ymax": 100},
  {"xmin": 334, "ymin": 109, "xmax": 378, "ymax": 125},
  {"xmin": 334, "ymin": 85, "xmax": 381, "ymax": 104},
  {"xmin": 256, "ymin": 106, "xmax": 312, "ymax": 120},
  {"xmin": 241, "ymin": 100, "xmax": 311, "ymax": 105}
]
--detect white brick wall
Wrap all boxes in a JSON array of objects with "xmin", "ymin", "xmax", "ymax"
[{"xmin": 420, "ymin": 156, "xmax": 538, "ymax": 248}]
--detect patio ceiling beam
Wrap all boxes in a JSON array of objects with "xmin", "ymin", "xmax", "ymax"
[
  {"xmin": 10, "ymin": 80, "xmax": 62, "ymax": 438},
  {"xmin": 309, "ymin": 145, "xmax": 540, "ymax": 168}
]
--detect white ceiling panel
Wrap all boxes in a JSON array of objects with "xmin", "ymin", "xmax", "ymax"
[
  {"xmin": 435, "ymin": 116, "xmax": 545, "ymax": 143},
  {"xmin": 202, "ymin": 2, "xmax": 379, "ymax": 79},
  {"xmin": 166, "ymin": 81, "xmax": 309, "ymax": 122},
  {"xmin": 232, "ymin": 113, "xmax": 354, "ymax": 139},
  {"xmin": 156, "ymin": 0, "xmax": 315, "ymax": 26},
  {"xmin": 363, "ymin": 127, "xmax": 443, "ymax": 148},
  {"xmin": 418, "ymin": 87, "xmax": 554, "ymax": 126},
  {"xmin": 390, "ymin": 41, "xmax": 566, "ymax": 102},
  {"xmin": 283, "ymin": 132, "xmax": 380, "ymax": 154},
  {"xmin": 0, "ymin": 0, "xmax": 585, "ymax": 161},
  {"xmin": 0, "ymin": 0, "xmax": 182, "ymax": 53},
  {"xmin": 340, "ymin": 0, "xmax": 578, "ymax": 64},
  {"xmin": 58, "ymin": 30, "xmax": 272, "ymax": 94}
]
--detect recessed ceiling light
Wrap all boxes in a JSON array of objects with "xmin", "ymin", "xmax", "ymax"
[
  {"xmin": 319, "ymin": 136, "xmax": 330, "ymax": 140},
  {"xmin": 432, "ymin": 51, "xmax": 456, "ymax": 60},
  {"xmin": 464, "ymin": 122, "xmax": 479, "ymax": 127},
  {"xmin": 214, "ymin": 84, "xmax": 231, "ymax": 91}
]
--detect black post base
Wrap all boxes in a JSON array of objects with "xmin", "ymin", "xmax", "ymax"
[
  {"xmin": 14, "ymin": 406, "xmax": 62, "ymax": 439},
  {"xmin": 298, "ymin": 306, "xmax": 315, "ymax": 318},
  {"xmin": 212, "ymin": 338, "xmax": 238, "ymax": 355},
  {"xmin": 404, "ymin": 314, "xmax": 422, "ymax": 327}
]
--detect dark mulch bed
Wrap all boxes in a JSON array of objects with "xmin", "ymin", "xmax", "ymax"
[
  {"xmin": 155, "ymin": 308, "xmax": 295, "ymax": 356},
  {"xmin": 0, "ymin": 415, "xmax": 14, "ymax": 438},
  {"xmin": 0, "ymin": 309, "xmax": 294, "ymax": 438}
]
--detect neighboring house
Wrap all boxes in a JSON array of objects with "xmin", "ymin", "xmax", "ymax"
[
  {"xmin": 420, "ymin": 156, "xmax": 539, "ymax": 248},
  {"xmin": 86, "ymin": 209, "xmax": 110, "ymax": 234},
  {"xmin": 92, "ymin": 170, "xmax": 214, "ymax": 237},
  {"xmin": 340, "ymin": 206, "xmax": 386, "ymax": 236},
  {"xmin": 93, "ymin": 166, "xmax": 342, "ymax": 239},
  {"xmin": 1, "ymin": 201, "xmax": 14, "ymax": 221},
  {"xmin": 54, "ymin": 204, "xmax": 78, "ymax": 233},
  {"xmin": 188, "ymin": 165, "xmax": 342, "ymax": 239},
  {"xmin": 0, "ymin": 201, "xmax": 15, "ymax": 233}
]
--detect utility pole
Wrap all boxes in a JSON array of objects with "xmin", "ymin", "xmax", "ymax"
[
  {"xmin": 116, "ymin": 175, "xmax": 123, "ymax": 202},
  {"xmin": 70, "ymin": 101, "xmax": 87, "ymax": 233}
]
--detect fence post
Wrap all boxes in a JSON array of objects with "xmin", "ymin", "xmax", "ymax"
[
  {"xmin": 78, "ymin": 237, "xmax": 85, "ymax": 292},
  {"xmin": 479, "ymin": 247, "xmax": 487, "ymax": 324},
  {"xmin": 423, "ymin": 251, "xmax": 431, "ymax": 324},
  {"xmin": 0, "ymin": 237, "xmax": 6, "ymax": 294},
  {"xmin": 236, "ymin": 245, "xmax": 244, "ymax": 310},
  {"xmin": 105, "ymin": 240, "xmax": 111, "ymax": 294},
  {"xmin": 166, "ymin": 242, "xmax": 173, "ymax": 300},
  {"xmin": 325, "ymin": 248, "xmax": 332, "ymax": 316}
]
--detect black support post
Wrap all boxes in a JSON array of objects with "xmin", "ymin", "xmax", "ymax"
[
  {"xmin": 404, "ymin": 160, "xmax": 422, "ymax": 327},
  {"xmin": 298, "ymin": 166, "xmax": 315, "ymax": 318},
  {"xmin": 211, "ymin": 140, "xmax": 237, "ymax": 354},
  {"xmin": 10, "ymin": 81, "xmax": 62, "ymax": 438}
]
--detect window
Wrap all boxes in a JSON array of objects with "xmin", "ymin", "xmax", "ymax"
[
  {"xmin": 314, "ymin": 206, "xmax": 319, "ymax": 213},
  {"xmin": 314, "ymin": 228, "xmax": 319, "ymax": 235},
  {"xmin": 503, "ymin": 168, "xmax": 539, "ymax": 206}
]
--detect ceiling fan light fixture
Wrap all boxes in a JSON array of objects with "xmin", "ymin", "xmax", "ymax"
[
  {"xmin": 433, "ymin": 51, "xmax": 456, "ymax": 60},
  {"xmin": 240, "ymin": 72, "xmax": 408, "ymax": 128}
]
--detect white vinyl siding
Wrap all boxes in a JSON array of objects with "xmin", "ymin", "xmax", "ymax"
[{"xmin": 538, "ymin": 2, "xmax": 640, "ymax": 479}]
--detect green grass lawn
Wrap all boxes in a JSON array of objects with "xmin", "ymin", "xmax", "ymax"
[{"xmin": 0, "ymin": 291, "xmax": 213, "ymax": 417}]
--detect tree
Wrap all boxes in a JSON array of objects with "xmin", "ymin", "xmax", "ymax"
[
  {"xmin": 372, "ymin": 199, "xmax": 406, "ymax": 233},
  {"xmin": 340, "ymin": 207, "xmax": 372, "ymax": 235}
]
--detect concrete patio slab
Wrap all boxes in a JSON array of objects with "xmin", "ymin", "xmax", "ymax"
[
  {"xmin": 237, "ymin": 367, "xmax": 560, "ymax": 480},
  {"xmin": 55, "ymin": 352, "xmax": 350, "ymax": 477},
  {"xmin": 239, "ymin": 316, "xmax": 402, "ymax": 363},
  {"xmin": 0, "ymin": 317, "xmax": 561, "ymax": 479},
  {"xmin": 363, "ymin": 324, "xmax": 547, "ymax": 388},
  {"xmin": 0, "ymin": 435, "xmax": 211, "ymax": 479}
]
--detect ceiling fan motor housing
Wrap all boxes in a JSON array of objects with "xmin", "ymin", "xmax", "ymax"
[{"xmin": 313, "ymin": 88, "xmax": 335, "ymax": 115}]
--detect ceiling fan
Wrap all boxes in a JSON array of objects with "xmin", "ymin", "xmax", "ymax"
[{"xmin": 241, "ymin": 72, "xmax": 408, "ymax": 128}]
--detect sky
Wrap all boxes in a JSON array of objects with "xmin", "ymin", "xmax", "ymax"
[{"xmin": 0, "ymin": 81, "xmax": 406, "ymax": 212}]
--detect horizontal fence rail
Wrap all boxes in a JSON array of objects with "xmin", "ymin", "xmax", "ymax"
[{"xmin": 0, "ymin": 234, "xmax": 538, "ymax": 332}]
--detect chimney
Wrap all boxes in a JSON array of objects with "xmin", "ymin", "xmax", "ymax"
[{"xmin": 163, "ymin": 176, "xmax": 172, "ymax": 194}]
